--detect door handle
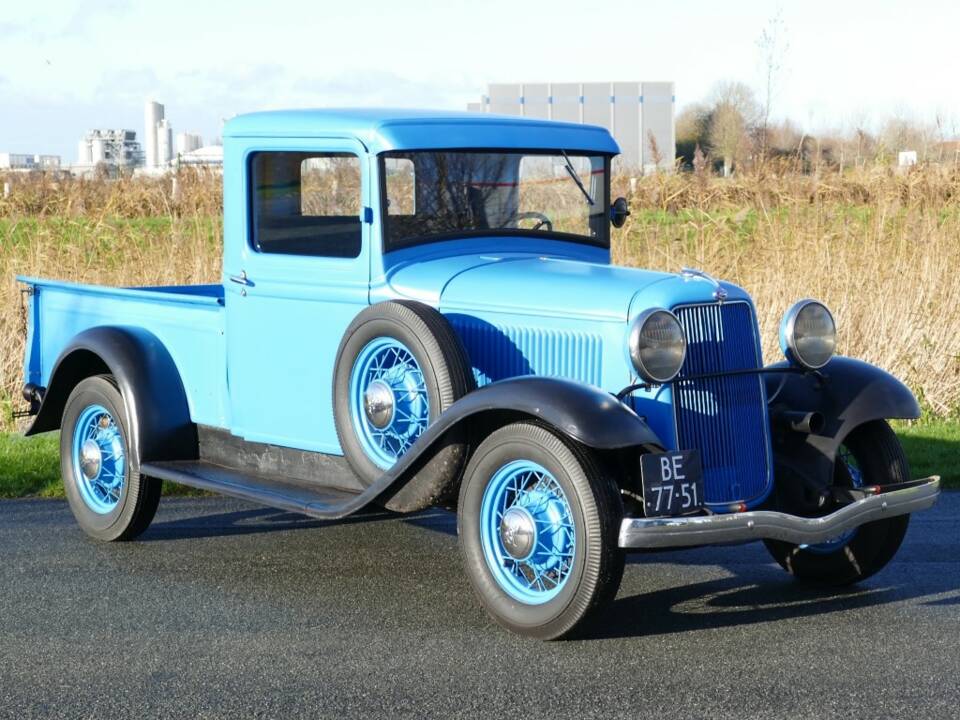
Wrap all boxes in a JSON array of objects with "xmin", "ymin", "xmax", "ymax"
[{"xmin": 229, "ymin": 271, "xmax": 252, "ymax": 286}]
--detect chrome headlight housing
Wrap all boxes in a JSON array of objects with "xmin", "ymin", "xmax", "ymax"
[
  {"xmin": 629, "ymin": 308, "xmax": 687, "ymax": 383},
  {"xmin": 779, "ymin": 299, "xmax": 836, "ymax": 370}
]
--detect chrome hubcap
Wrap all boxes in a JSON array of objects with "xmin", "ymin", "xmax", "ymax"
[
  {"xmin": 363, "ymin": 379, "xmax": 395, "ymax": 429},
  {"xmin": 499, "ymin": 507, "xmax": 536, "ymax": 560},
  {"xmin": 79, "ymin": 439, "xmax": 102, "ymax": 479}
]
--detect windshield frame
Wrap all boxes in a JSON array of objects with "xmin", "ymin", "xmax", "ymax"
[{"xmin": 378, "ymin": 148, "xmax": 612, "ymax": 253}]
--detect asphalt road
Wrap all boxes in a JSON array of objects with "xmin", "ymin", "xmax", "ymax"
[{"xmin": 1, "ymin": 494, "xmax": 957, "ymax": 720}]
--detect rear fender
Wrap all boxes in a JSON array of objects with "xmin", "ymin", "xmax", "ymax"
[{"xmin": 24, "ymin": 326, "xmax": 198, "ymax": 464}]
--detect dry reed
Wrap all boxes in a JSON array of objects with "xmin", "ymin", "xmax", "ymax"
[{"xmin": 1, "ymin": 165, "xmax": 957, "ymax": 429}]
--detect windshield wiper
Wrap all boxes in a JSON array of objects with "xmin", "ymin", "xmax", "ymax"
[{"xmin": 561, "ymin": 150, "xmax": 595, "ymax": 206}]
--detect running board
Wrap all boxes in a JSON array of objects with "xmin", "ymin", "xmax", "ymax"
[{"xmin": 141, "ymin": 460, "xmax": 370, "ymax": 519}]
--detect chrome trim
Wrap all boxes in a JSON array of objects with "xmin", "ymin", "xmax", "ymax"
[
  {"xmin": 363, "ymin": 379, "xmax": 395, "ymax": 429},
  {"xmin": 628, "ymin": 307, "xmax": 687, "ymax": 384},
  {"xmin": 780, "ymin": 299, "xmax": 836, "ymax": 370},
  {"xmin": 500, "ymin": 507, "xmax": 536, "ymax": 560},
  {"xmin": 618, "ymin": 476, "xmax": 940, "ymax": 549},
  {"xmin": 79, "ymin": 439, "xmax": 102, "ymax": 480},
  {"xmin": 680, "ymin": 267, "xmax": 728, "ymax": 302}
]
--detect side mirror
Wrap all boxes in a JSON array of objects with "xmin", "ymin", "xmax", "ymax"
[{"xmin": 610, "ymin": 197, "xmax": 630, "ymax": 228}]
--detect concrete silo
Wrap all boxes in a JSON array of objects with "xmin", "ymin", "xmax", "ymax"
[
  {"xmin": 157, "ymin": 119, "xmax": 173, "ymax": 166},
  {"xmin": 144, "ymin": 100, "xmax": 164, "ymax": 169},
  {"xmin": 90, "ymin": 136, "xmax": 106, "ymax": 164},
  {"xmin": 77, "ymin": 139, "xmax": 93, "ymax": 165}
]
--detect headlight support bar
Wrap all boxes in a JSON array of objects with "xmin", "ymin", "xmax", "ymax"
[{"xmin": 615, "ymin": 366, "xmax": 825, "ymax": 402}]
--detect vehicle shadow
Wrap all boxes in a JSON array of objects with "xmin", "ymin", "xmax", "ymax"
[
  {"xmin": 141, "ymin": 505, "xmax": 398, "ymax": 540},
  {"xmin": 580, "ymin": 573, "xmax": 890, "ymax": 640},
  {"xmin": 580, "ymin": 557, "xmax": 960, "ymax": 640},
  {"xmin": 444, "ymin": 313, "xmax": 534, "ymax": 385}
]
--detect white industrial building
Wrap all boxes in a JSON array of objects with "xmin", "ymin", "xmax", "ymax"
[
  {"xmin": 75, "ymin": 130, "xmax": 142, "ymax": 170},
  {"xmin": 177, "ymin": 132, "xmax": 203, "ymax": 155},
  {"xmin": 0, "ymin": 153, "xmax": 61, "ymax": 171},
  {"xmin": 178, "ymin": 144, "xmax": 223, "ymax": 168},
  {"xmin": 468, "ymin": 82, "xmax": 675, "ymax": 173},
  {"xmin": 143, "ymin": 99, "xmax": 206, "ymax": 171}
]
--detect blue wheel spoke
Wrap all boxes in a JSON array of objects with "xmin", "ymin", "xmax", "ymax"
[
  {"xmin": 350, "ymin": 338, "xmax": 431, "ymax": 470},
  {"xmin": 72, "ymin": 404, "xmax": 124, "ymax": 514},
  {"xmin": 480, "ymin": 459, "xmax": 576, "ymax": 605}
]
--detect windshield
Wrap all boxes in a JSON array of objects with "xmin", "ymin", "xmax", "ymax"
[{"xmin": 380, "ymin": 150, "xmax": 609, "ymax": 252}]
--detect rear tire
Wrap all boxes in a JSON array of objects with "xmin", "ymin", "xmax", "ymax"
[
  {"xmin": 458, "ymin": 422, "xmax": 624, "ymax": 640},
  {"xmin": 764, "ymin": 420, "xmax": 910, "ymax": 586},
  {"xmin": 60, "ymin": 375, "xmax": 161, "ymax": 542}
]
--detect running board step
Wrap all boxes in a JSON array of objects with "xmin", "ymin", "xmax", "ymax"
[{"xmin": 141, "ymin": 460, "xmax": 370, "ymax": 519}]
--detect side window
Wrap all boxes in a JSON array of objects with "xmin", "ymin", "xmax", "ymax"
[{"xmin": 250, "ymin": 151, "xmax": 362, "ymax": 258}]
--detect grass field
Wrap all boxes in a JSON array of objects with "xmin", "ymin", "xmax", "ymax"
[
  {"xmin": 0, "ymin": 420, "xmax": 954, "ymax": 499},
  {"xmin": 0, "ymin": 432, "xmax": 207, "ymax": 499}
]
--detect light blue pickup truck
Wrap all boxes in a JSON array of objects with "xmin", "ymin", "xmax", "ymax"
[{"xmin": 17, "ymin": 109, "xmax": 940, "ymax": 639}]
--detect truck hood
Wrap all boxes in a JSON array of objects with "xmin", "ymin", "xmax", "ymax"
[{"xmin": 386, "ymin": 252, "xmax": 747, "ymax": 322}]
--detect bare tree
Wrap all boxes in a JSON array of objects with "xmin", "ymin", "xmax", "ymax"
[
  {"xmin": 707, "ymin": 81, "xmax": 760, "ymax": 177},
  {"xmin": 756, "ymin": 9, "xmax": 789, "ymax": 160}
]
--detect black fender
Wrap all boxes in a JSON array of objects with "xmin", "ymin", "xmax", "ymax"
[
  {"xmin": 24, "ymin": 326, "xmax": 198, "ymax": 464},
  {"xmin": 764, "ymin": 356, "xmax": 920, "ymax": 498},
  {"xmin": 375, "ymin": 376, "xmax": 664, "ymax": 511}
]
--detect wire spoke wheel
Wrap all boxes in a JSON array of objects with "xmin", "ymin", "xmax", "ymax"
[
  {"xmin": 458, "ymin": 422, "xmax": 624, "ymax": 639},
  {"xmin": 764, "ymin": 420, "xmax": 911, "ymax": 587},
  {"xmin": 60, "ymin": 375, "xmax": 161, "ymax": 541},
  {"xmin": 71, "ymin": 403, "xmax": 126, "ymax": 514},
  {"xmin": 800, "ymin": 442, "xmax": 863, "ymax": 554},
  {"xmin": 480, "ymin": 460, "xmax": 576, "ymax": 604},
  {"xmin": 349, "ymin": 337, "xmax": 430, "ymax": 469}
]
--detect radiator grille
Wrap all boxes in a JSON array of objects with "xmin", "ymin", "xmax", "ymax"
[{"xmin": 672, "ymin": 302, "xmax": 771, "ymax": 505}]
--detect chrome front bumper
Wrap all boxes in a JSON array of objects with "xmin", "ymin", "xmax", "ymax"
[{"xmin": 618, "ymin": 476, "xmax": 941, "ymax": 549}]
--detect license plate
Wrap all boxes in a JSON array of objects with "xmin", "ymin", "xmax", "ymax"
[{"xmin": 639, "ymin": 450, "xmax": 704, "ymax": 517}]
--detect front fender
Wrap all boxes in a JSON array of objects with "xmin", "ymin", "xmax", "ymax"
[
  {"xmin": 24, "ymin": 326, "xmax": 197, "ymax": 464},
  {"xmin": 432, "ymin": 376, "xmax": 663, "ymax": 450},
  {"xmin": 376, "ymin": 376, "xmax": 663, "ymax": 512},
  {"xmin": 764, "ymin": 356, "xmax": 920, "ymax": 489}
]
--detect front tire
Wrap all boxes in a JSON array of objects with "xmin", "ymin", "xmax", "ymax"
[
  {"xmin": 458, "ymin": 422, "xmax": 624, "ymax": 640},
  {"xmin": 765, "ymin": 420, "xmax": 910, "ymax": 586},
  {"xmin": 60, "ymin": 375, "xmax": 161, "ymax": 541}
]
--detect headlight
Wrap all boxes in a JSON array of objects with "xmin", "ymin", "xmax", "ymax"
[
  {"xmin": 629, "ymin": 308, "xmax": 687, "ymax": 383},
  {"xmin": 780, "ymin": 299, "xmax": 836, "ymax": 369}
]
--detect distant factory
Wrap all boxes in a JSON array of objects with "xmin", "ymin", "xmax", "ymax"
[
  {"xmin": 67, "ymin": 100, "xmax": 220, "ymax": 175},
  {"xmin": 76, "ymin": 129, "xmax": 143, "ymax": 170},
  {"xmin": 468, "ymin": 81, "xmax": 675, "ymax": 173}
]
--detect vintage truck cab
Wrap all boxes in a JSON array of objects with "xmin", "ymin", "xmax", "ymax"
[{"xmin": 18, "ymin": 109, "xmax": 940, "ymax": 639}]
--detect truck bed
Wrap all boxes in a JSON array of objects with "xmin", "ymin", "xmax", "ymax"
[{"xmin": 19, "ymin": 277, "xmax": 229, "ymax": 429}]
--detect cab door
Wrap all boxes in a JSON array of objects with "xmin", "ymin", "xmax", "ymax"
[{"xmin": 224, "ymin": 138, "xmax": 371, "ymax": 453}]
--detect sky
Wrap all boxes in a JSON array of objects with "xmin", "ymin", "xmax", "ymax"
[{"xmin": 1, "ymin": 0, "xmax": 959, "ymax": 161}]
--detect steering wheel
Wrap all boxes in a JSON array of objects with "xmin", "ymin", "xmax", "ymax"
[{"xmin": 516, "ymin": 212, "xmax": 553, "ymax": 232}]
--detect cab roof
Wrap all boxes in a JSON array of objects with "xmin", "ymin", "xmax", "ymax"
[{"xmin": 223, "ymin": 108, "xmax": 620, "ymax": 155}]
